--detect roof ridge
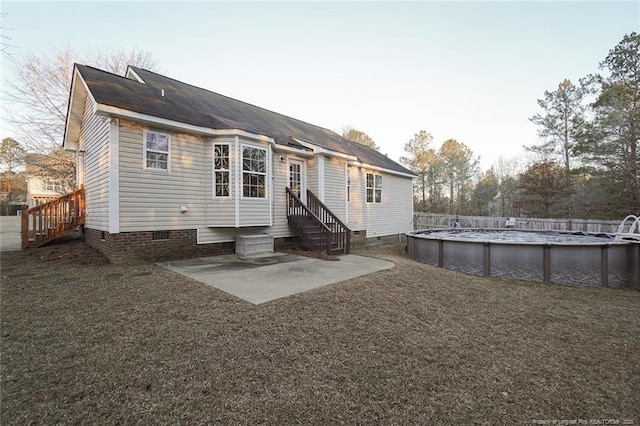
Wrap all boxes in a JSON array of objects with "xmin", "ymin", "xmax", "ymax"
[
  {"xmin": 128, "ymin": 66, "xmax": 351, "ymax": 143},
  {"xmin": 76, "ymin": 63, "xmax": 134, "ymax": 81}
]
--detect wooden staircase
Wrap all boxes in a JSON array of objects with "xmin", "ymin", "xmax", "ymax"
[
  {"xmin": 286, "ymin": 187, "xmax": 351, "ymax": 255},
  {"xmin": 21, "ymin": 186, "xmax": 86, "ymax": 249}
]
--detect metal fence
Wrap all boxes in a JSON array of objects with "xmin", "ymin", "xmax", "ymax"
[{"xmin": 414, "ymin": 213, "xmax": 622, "ymax": 234}]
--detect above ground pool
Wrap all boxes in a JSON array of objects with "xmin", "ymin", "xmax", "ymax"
[{"xmin": 406, "ymin": 229, "xmax": 639, "ymax": 288}]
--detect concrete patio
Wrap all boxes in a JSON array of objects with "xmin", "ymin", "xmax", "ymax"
[{"xmin": 158, "ymin": 252, "xmax": 395, "ymax": 304}]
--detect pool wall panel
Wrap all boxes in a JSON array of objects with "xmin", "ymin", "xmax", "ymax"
[
  {"xmin": 406, "ymin": 231, "xmax": 639, "ymax": 289},
  {"xmin": 491, "ymin": 244, "xmax": 544, "ymax": 282}
]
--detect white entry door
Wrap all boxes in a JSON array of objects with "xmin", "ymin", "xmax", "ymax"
[{"xmin": 288, "ymin": 159, "xmax": 305, "ymax": 202}]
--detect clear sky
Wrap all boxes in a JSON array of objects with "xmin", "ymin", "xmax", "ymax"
[{"xmin": 1, "ymin": 1, "xmax": 638, "ymax": 170}]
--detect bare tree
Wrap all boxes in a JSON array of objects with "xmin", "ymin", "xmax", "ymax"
[
  {"xmin": 4, "ymin": 44, "xmax": 157, "ymax": 153},
  {"xmin": 26, "ymin": 149, "xmax": 76, "ymax": 195},
  {"xmin": 0, "ymin": 137, "xmax": 26, "ymax": 203},
  {"xmin": 341, "ymin": 126, "xmax": 379, "ymax": 151},
  {"xmin": 0, "ymin": 137, "xmax": 25, "ymax": 173},
  {"xmin": 438, "ymin": 139, "xmax": 479, "ymax": 214},
  {"xmin": 470, "ymin": 168, "xmax": 499, "ymax": 216},
  {"xmin": 493, "ymin": 156, "xmax": 523, "ymax": 217},
  {"xmin": 1, "ymin": 12, "xmax": 17, "ymax": 58},
  {"xmin": 401, "ymin": 130, "xmax": 437, "ymax": 210}
]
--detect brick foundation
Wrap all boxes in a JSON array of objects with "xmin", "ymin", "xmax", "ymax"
[
  {"xmin": 273, "ymin": 236, "xmax": 302, "ymax": 250},
  {"xmin": 85, "ymin": 228, "xmax": 235, "ymax": 264},
  {"xmin": 352, "ymin": 231, "xmax": 407, "ymax": 247},
  {"xmin": 350, "ymin": 229, "xmax": 368, "ymax": 245},
  {"xmin": 84, "ymin": 227, "xmax": 405, "ymax": 264}
]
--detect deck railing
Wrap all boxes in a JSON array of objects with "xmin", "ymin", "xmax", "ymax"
[
  {"xmin": 305, "ymin": 189, "xmax": 351, "ymax": 255},
  {"xmin": 286, "ymin": 187, "xmax": 333, "ymax": 254},
  {"xmin": 21, "ymin": 186, "xmax": 85, "ymax": 249}
]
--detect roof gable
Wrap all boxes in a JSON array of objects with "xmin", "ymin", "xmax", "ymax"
[{"xmin": 74, "ymin": 64, "xmax": 414, "ymax": 176}]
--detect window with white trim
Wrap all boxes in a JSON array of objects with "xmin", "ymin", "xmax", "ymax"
[
  {"xmin": 366, "ymin": 172, "xmax": 382, "ymax": 203},
  {"xmin": 45, "ymin": 179, "xmax": 62, "ymax": 192},
  {"xmin": 242, "ymin": 146, "xmax": 267, "ymax": 198},
  {"xmin": 144, "ymin": 130, "xmax": 170, "ymax": 170},
  {"xmin": 213, "ymin": 144, "xmax": 230, "ymax": 197}
]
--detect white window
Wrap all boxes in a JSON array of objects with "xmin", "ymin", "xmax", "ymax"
[
  {"xmin": 366, "ymin": 172, "xmax": 382, "ymax": 203},
  {"xmin": 144, "ymin": 130, "xmax": 170, "ymax": 170},
  {"xmin": 45, "ymin": 180, "xmax": 62, "ymax": 192},
  {"xmin": 213, "ymin": 144, "xmax": 230, "ymax": 197},
  {"xmin": 242, "ymin": 146, "xmax": 267, "ymax": 198}
]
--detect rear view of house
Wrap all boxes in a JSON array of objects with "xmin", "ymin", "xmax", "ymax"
[{"xmin": 59, "ymin": 64, "xmax": 415, "ymax": 262}]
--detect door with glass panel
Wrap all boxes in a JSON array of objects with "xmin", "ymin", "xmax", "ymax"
[{"xmin": 288, "ymin": 159, "xmax": 305, "ymax": 202}]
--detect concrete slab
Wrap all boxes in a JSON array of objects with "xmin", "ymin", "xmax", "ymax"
[
  {"xmin": 0, "ymin": 216, "xmax": 22, "ymax": 252},
  {"xmin": 158, "ymin": 252, "xmax": 394, "ymax": 304}
]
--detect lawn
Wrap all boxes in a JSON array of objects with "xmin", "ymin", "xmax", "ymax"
[{"xmin": 1, "ymin": 238, "xmax": 639, "ymax": 424}]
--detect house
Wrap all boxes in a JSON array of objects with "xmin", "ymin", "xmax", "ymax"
[
  {"xmin": 24, "ymin": 153, "xmax": 67, "ymax": 208},
  {"xmin": 61, "ymin": 64, "xmax": 416, "ymax": 263}
]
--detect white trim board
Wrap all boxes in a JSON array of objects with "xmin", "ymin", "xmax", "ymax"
[
  {"xmin": 108, "ymin": 118, "xmax": 120, "ymax": 234},
  {"xmin": 95, "ymin": 103, "xmax": 275, "ymax": 143}
]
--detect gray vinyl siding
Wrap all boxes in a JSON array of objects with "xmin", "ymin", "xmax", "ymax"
[
  {"xmin": 237, "ymin": 137, "xmax": 271, "ymax": 227},
  {"xmin": 307, "ymin": 157, "xmax": 318, "ymax": 195},
  {"xmin": 348, "ymin": 166, "xmax": 365, "ymax": 230},
  {"xmin": 79, "ymin": 96, "xmax": 110, "ymax": 231},
  {"xmin": 238, "ymin": 199, "xmax": 270, "ymax": 226},
  {"xmin": 348, "ymin": 167, "xmax": 414, "ymax": 236},
  {"xmin": 197, "ymin": 227, "xmax": 272, "ymax": 244},
  {"xmin": 323, "ymin": 157, "xmax": 346, "ymax": 222},
  {"xmin": 118, "ymin": 121, "xmax": 206, "ymax": 232}
]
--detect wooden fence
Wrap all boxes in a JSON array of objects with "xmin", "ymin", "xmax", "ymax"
[{"xmin": 414, "ymin": 213, "xmax": 623, "ymax": 234}]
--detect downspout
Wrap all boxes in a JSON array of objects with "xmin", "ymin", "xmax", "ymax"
[{"xmin": 234, "ymin": 136, "xmax": 240, "ymax": 228}]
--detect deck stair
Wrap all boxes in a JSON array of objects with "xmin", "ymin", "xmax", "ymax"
[
  {"xmin": 286, "ymin": 187, "xmax": 350, "ymax": 255},
  {"xmin": 21, "ymin": 186, "xmax": 85, "ymax": 249}
]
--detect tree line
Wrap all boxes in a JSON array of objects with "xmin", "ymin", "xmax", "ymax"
[
  {"xmin": 1, "ymin": 45, "xmax": 157, "ymax": 213},
  {"xmin": 398, "ymin": 32, "xmax": 639, "ymax": 219},
  {"xmin": 2, "ymin": 34, "xmax": 638, "ymax": 220}
]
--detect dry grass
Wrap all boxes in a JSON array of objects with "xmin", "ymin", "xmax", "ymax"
[{"xmin": 1, "ymin": 238, "xmax": 639, "ymax": 424}]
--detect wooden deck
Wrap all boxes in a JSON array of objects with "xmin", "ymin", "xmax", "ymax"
[{"xmin": 21, "ymin": 186, "xmax": 85, "ymax": 249}]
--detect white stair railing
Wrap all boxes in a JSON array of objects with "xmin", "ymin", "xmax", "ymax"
[{"xmin": 615, "ymin": 214, "xmax": 640, "ymax": 242}]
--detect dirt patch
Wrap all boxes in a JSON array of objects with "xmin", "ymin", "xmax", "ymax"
[
  {"xmin": 1, "ymin": 239, "xmax": 639, "ymax": 424},
  {"xmin": 17, "ymin": 231, "xmax": 110, "ymax": 266}
]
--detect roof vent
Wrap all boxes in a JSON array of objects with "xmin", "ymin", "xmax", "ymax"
[{"xmin": 161, "ymin": 89, "xmax": 165, "ymax": 97}]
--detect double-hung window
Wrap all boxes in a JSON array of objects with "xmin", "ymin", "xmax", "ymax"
[
  {"xmin": 45, "ymin": 180, "xmax": 62, "ymax": 192},
  {"xmin": 144, "ymin": 130, "xmax": 170, "ymax": 170},
  {"xmin": 366, "ymin": 172, "xmax": 382, "ymax": 203},
  {"xmin": 213, "ymin": 144, "xmax": 230, "ymax": 197},
  {"xmin": 242, "ymin": 146, "xmax": 267, "ymax": 198}
]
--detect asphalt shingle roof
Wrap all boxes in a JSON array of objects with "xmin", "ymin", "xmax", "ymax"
[{"xmin": 76, "ymin": 64, "xmax": 414, "ymax": 176}]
